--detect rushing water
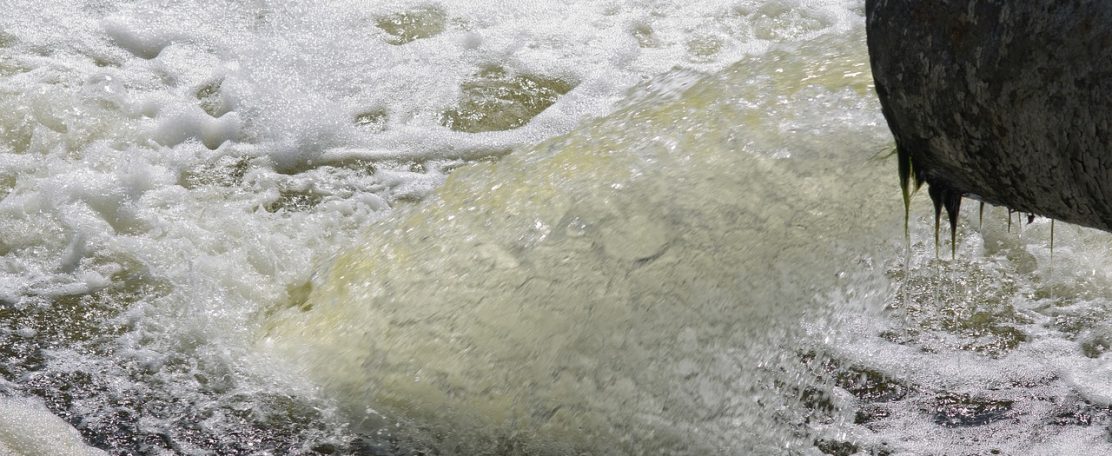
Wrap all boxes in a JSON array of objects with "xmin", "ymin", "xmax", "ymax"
[{"xmin": 2, "ymin": 1, "xmax": 1112, "ymax": 455}]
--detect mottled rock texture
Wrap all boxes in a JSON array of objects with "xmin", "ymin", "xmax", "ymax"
[{"xmin": 867, "ymin": 0, "xmax": 1112, "ymax": 231}]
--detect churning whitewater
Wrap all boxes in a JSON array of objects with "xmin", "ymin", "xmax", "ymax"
[{"xmin": 2, "ymin": 0, "xmax": 1112, "ymax": 455}]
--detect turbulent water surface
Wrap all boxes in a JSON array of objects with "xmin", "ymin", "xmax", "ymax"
[{"xmin": 2, "ymin": 1, "xmax": 1112, "ymax": 455}]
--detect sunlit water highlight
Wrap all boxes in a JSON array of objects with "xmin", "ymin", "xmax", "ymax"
[{"xmin": 2, "ymin": 1, "xmax": 1112, "ymax": 455}]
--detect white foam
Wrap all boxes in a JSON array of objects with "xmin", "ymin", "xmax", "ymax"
[
  {"xmin": 7, "ymin": 0, "xmax": 1039, "ymax": 453},
  {"xmin": 152, "ymin": 107, "xmax": 241, "ymax": 149},
  {"xmin": 0, "ymin": 0, "xmax": 866, "ymax": 308},
  {"xmin": 0, "ymin": 396, "xmax": 106, "ymax": 456},
  {"xmin": 3, "ymin": 0, "xmax": 864, "ymax": 166}
]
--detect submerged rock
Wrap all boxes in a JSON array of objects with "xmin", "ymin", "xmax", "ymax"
[
  {"xmin": 931, "ymin": 393, "xmax": 1013, "ymax": 428},
  {"xmin": 441, "ymin": 66, "xmax": 575, "ymax": 133},
  {"xmin": 375, "ymin": 6, "xmax": 447, "ymax": 45}
]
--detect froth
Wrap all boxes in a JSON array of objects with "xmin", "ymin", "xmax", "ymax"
[
  {"xmin": 0, "ymin": 396, "xmax": 107, "ymax": 456},
  {"xmin": 0, "ymin": 0, "xmax": 869, "ymax": 453},
  {"xmin": 811, "ymin": 199, "xmax": 1112, "ymax": 454},
  {"xmin": 3, "ymin": 0, "xmax": 864, "ymax": 165}
]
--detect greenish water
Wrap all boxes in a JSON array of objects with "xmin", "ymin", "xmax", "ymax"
[{"xmin": 263, "ymin": 35, "xmax": 899, "ymax": 454}]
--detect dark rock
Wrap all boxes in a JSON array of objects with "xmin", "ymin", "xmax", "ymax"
[
  {"xmin": 854, "ymin": 405, "xmax": 891, "ymax": 425},
  {"xmin": 930, "ymin": 392, "xmax": 1013, "ymax": 427},
  {"xmin": 1047, "ymin": 397, "xmax": 1112, "ymax": 426},
  {"xmin": 815, "ymin": 438, "xmax": 860, "ymax": 456},
  {"xmin": 867, "ymin": 1, "xmax": 1112, "ymax": 232},
  {"xmin": 835, "ymin": 367, "xmax": 911, "ymax": 403},
  {"xmin": 800, "ymin": 387, "xmax": 838, "ymax": 415}
]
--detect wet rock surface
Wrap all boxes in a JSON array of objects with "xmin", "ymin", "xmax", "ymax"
[{"xmin": 867, "ymin": 0, "xmax": 1112, "ymax": 232}]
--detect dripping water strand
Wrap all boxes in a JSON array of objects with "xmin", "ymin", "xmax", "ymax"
[
  {"xmin": 1050, "ymin": 219, "xmax": 1056, "ymax": 263},
  {"xmin": 899, "ymin": 147, "xmax": 912, "ymax": 240},
  {"xmin": 945, "ymin": 192, "xmax": 961, "ymax": 259},
  {"xmin": 929, "ymin": 184, "xmax": 942, "ymax": 259},
  {"xmin": 1048, "ymin": 219, "xmax": 1056, "ymax": 306},
  {"xmin": 979, "ymin": 201, "xmax": 984, "ymax": 230},
  {"xmin": 898, "ymin": 147, "xmax": 913, "ymax": 311}
]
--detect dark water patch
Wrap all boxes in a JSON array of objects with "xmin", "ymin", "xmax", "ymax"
[
  {"xmin": 0, "ymin": 33, "xmax": 23, "ymax": 77},
  {"xmin": 1081, "ymin": 334, "xmax": 1112, "ymax": 358},
  {"xmin": 930, "ymin": 393, "xmax": 1013, "ymax": 427},
  {"xmin": 802, "ymin": 352, "xmax": 916, "ymax": 403},
  {"xmin": 376, "ymin": 7, "xmax": 447, "ymax": 45},
  {"xmin": 1033, "ymin": 279, "xmax": 1112, "ymax": 308},
  {"xmin": 800, "ymin": 345, "xmax": 1112, "ymax": 452},
  {"xmin": 1046, "ymin": 397, "xmax": 1112, "ymax": 426},
  {"xmin": 182, "ymin": 155, "xmax": 382, "ymax": 213},
  {"xmin": 78, "ymin": 385, "xmax": 338, "ymax": 454},
  {"xmin": 346, "ymin": 437, "xmax": 396, "ymax": 456},
  {"xmin": 800, "ymin": 386, "xmax": 837, "ymax": 417},
  {"xmin": 196, "ymin": 78, "xmax": 231, "ymax": 118},
  {"xmin": 341, "ymin": 159, "xmax": 380, "ymax": 175},
  {"xmin": 955, "ymin": 322, "xmax": 1028, "ymax": 355},
  {"xmin": 0, "ymin": 173, "xmax": 13, "ymax": 206},
  {"xmin": 835, "ymin": 366, "xmax": 912, "ymax": 403},
  {"xmin": 1045, "ymin": 308, "xmax": 1109, "ymax": 339},
  {"xmin": 180, "ymin": 155, "xmax": 253, "ymax": 189},
  {"xmin": 854, "ymin": 404, "xmax": 891, "ymax": 425},
  {"xmin": 1026, "ymin": 280, "xmax": 1112, "ymax": 359},
  {"xmin": 0, "ymin": 282, "xmax": 168, "ymax": 367},
  {"xmin": 91, "ymin": 54, "xmax": 123, "ymax": 68},
  {"xmin": 272, "ymin": 159, "xmax": 381, "ymax": 180},
  {"xmin": 274, "ymin": 156, "xmax": 378, "ymax": 177},
  {"xmin": 685, "ymin": 35, "xmax": 722, "ymax": 61},
  {"xmin": 814, "ymin": 438, "xmax": 859, "ymax": 456},
  {"xmin": 0, "ymin": 260, "xmax": 165, "ymax": 361},
  {"xmin": 885, "ymin": 260, "xmax": 1030, "ymax": 358},
  {"xmin": 0, "ymin": 110, "xmax": 34, "ymax": 153},
  {"xmin": 0, "ymin": 55, "xmax": 28, "ymax": 76},
  {"xmin": 354, "ymin": 109, "xmax": 388, "ymax": 133},
  {"xmin": 765, "ymin": 375, "xmax": 841, "ymax": 435},
  {"xmin": 0, "ymin": 31, "xmax": 15, "ymax": 48},
  {"xmin": 630, "ymin": 22, "xmax": 658, "ymax": 48},
  {"xmin": 0, "ymin": 266, "xmax": 365, "ymax": 454},
  {"xmin": 265, "ymin": 188, "xmax": 324, "ymax": 213},
  {"xmin": 747, "ymin": 3, "xmax": 833, "ymax": 41},
  {"xmin": 14, "ymin": 339, "xmax": 355, "ymax": 455},
  {"xmin": 287, "ymin": 280, "xmax": 314, "ymax": 313},
  {"xmin": 441, "ymin": 65, "xmax": 575, "ymax": 133}
]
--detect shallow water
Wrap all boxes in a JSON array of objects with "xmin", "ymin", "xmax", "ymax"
[
  {"xmin": 264, "ymin": 34, "xmax": 897, "ymax": 454},
  {"xmin": 2, "ymin": 1, "xmax": 1112, "ymax": 455}
]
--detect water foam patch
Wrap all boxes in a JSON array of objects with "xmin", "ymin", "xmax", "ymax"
[
  {"xmin": 6, "ymin": 0, "xmax": 864, "ymax": 166},
  {"xmin": 0, "ymin": 0, "xmax": 874, "ymax": 453},
  {"xmin": 806, "ymin": 201, "xmax": 1112, "ymax": 454},
  {"xmin": 0, "ymin": 396, "xmax": 107, "ymax": 456}
]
